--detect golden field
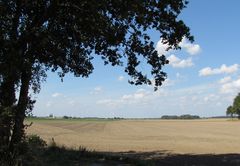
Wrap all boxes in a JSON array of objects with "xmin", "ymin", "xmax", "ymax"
[{"xmin": 26, "ymin": 118, "xmax": 240, "ymax": 154}]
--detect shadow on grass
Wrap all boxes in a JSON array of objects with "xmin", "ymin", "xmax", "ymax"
[{"xmin": 22, "ymin": 145, "xmax": 240, "ymax": 166}]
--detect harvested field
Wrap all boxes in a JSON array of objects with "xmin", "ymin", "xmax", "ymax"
[{"xmin": 26, "ymin": 118, "xmax": 240, "ymax": 154}]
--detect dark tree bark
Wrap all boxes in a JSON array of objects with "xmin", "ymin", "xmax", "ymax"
[
  {"xmin": 9, "ymin": 69, "xmax": 31, "ymax": 153},
  {"xmin": 0, "ymin": 73, "xmax": 17, "ymax": 147},
  {"xmin": 0, "ymin": 71, "xmax": 18, "ymax": 165}
]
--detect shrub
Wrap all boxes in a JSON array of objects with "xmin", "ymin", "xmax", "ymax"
[{"xmin": 27, "ymin": 134, "xmax": 47, "ymax": 148}]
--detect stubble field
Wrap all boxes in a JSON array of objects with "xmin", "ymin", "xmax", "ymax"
[{"xmin": 26, "ymin": 118, "xmax": 240, "ymax": 154}]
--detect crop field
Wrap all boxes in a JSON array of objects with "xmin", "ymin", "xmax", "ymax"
[{"xmin": 26, "ymin": 118, "xmax": 240, "ymax": 154}]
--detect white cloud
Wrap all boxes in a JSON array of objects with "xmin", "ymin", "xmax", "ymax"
[
  {"xmin": 95, "ymin": 82, "xmax": 232, "ymax": 117},
  {"xmin": 46, "ymin": 101, "xmax": 52, "ymax": 107},
  {"xmin": 203, "ymin": 94, "xmax": 219, "ymax": 102},
  {"xmin": 118, "ymin": 76, "xmax": 124, "ymax": 81},
  {"xmin": 52, "ymin": 93, "xmax": 62, "ymax": 98},
  {"xmin": 91, "ymin": 86, "xmax": 103, "ymax": 95},
  {"xmin": 179, "ymin": 37, "xmax": 201, "ymax": 55},
  {"xmin": 94, "ymin": 86, "xmax": 102, "ymax": 91},
  {"xmin": 38, "ymin": 79, "xmax": 234, "ymax": 118},
  {"xmin": 162, "ymin": 79, "xmax": 175, "ymax": 87},
  {"xmin": 149, "ymin": 78, "xmax": 174, "ymax": 88},
  {"xmin": 168, "ymin": 54, "xmax": 194, "ymax": 68},
  {"xmin": 121, "ymin": 89, "xmax": 149, "ymax": 103},
  {"xmin": 199, "ymin": 64, "xmax": 239, "ymax": 76},
  {"xmin": 220, "ymin": 77, "xmax": 240, "ymax": 94},
  {"xmin": 191, "ymin": 96, "xmax": 198, "ymax": 101},
  {"xmin": 155, "ymin": 38, "xmax": 170, "ymax": 56},
  {"xmin": 216, "ymin": 102, "xmax": 222, "ymax": 107},
  {"xmin": 156, "ymin": 37, "xmax": 201, "ymax": 56},
  {"xmin": 155, "ymin": 37, "xmax": 200, "ymax": 69},
  {"xmin": 68, "ymin": 100, "xmax": 76, "ymax": 105},
  {"xmin": 96, "ymin": 98, "xmax": 124, "ymax": 109},
  {"xmin": 219, "ymin": 76, "xmax": 232, "ymax": 84},
  {"xmin": 96, "ymin": 89, "xmax": 151, "ymax": 109},
  {"xmin": 96, "ymin": 99, "xmax": 115, "ymax": 106}
]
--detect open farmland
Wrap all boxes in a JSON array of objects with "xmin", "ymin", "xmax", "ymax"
[{"xmin": 26, "ymin": 118, "xmax": 240, "ymax": 154}]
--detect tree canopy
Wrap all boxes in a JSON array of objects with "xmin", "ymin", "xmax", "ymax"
[
  {"xmin": 0, "ymin": 0, "xmax": 193, "ymax": 88},
  {"xmin": 0, "ymin": 0, "xmax": 192, "ymax": 164},
  {"xmin": 226, "ymin": 106, "xmax": 234, "ymax": 118},
  {"xmin": 226, "ymin": 93, "xmax": 240, "ymax": 118}
]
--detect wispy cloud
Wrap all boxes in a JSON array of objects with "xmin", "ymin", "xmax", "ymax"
[
  {"xmin": 90, "ymin": 86, "xmax": 103, "ymax": 95},
  {"xmin": 52, "ymin": 93, "xmax": 62, "ymax": 98},
  {"xmin": 118, "ymin": 76, "xmax": 124, "ymax": 81},
  {"xmin": 46, "ymin": 101, "xmax": 52, "ymax": 107},
  {"xmin": 96, "ymin": 83, "xmax": 222, "ymax": 112},
  {"xmin": 96, "ymin": 89, "xmax": 151, "ymax": 109},
  {"xmin": 219, "ymin": 76, "xmax": 232, "ymax": 84}
]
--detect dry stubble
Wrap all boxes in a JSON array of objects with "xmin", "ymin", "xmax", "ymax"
[{"xmin": 26, "ymin": 119, "xmax": 240, "ymax": 154}]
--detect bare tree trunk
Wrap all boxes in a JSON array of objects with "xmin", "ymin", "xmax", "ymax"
[{"xmin": 9, "ymin": 69, "xmax": 31, "ymax": 154}]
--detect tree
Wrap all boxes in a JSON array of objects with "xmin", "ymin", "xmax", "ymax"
[
  {"xmin": 233, "ymin": 93, "xmax": 240, "ymax": 118},
  {"xmin": 226, "ymin": 106, "xmax": 234, "ymax": 118},
  {"xmin": 227, "ymin": 93, "xmax": 240, "ymax": 119},
  {"xmin": 0, "ymin": 0, "xmax": 193, "ymax": 163}
]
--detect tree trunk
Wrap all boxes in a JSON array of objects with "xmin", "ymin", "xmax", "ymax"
[
  {"xmin": 0, "ymin": 74, "xmax": 17, "ymax": 148},
  {"xmin": 9, "ymin": 69, "xmax": 31, "ymax": 153},
  {"xmin": 0, "ymin": 72, "xmax": 18, "ymax": 165}
]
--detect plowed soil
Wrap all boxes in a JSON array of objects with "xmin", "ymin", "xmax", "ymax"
[{"xmin": 26, "ymin": 119, "xmax": 240, "ymax": 154}]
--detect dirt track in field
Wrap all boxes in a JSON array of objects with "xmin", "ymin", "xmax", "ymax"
[{"xmin": 26, "ymin": 119, "xmax": 240, "ymax": 154}]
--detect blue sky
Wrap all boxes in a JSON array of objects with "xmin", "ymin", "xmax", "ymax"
[{"xmin": 33, "ymin": 0, "xmax": 240, "ymax": 118}]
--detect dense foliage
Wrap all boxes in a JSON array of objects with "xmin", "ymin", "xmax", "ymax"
[
  {"xmin": 0, "ymin": 0, "xmax": 192, "ymax": 164},
  {"xmin": 161, "ymin": 114, "xmax": 200, "ymax": 120},
  {"xmin": 226, "ymin": 93, "xmax": 240, "ymax": 118}
]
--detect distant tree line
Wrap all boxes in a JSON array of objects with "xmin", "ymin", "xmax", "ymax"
[
  {"xmin": 62, "ymin": 116, "xmax": 124, "ymax": 120},
  {"xmin": 161, "ymin": 114, "xmax": 200, "ymax": 120},
  {"xmin": 226, "ymin": 93, "xmax": 240, "ymax": 119}
]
